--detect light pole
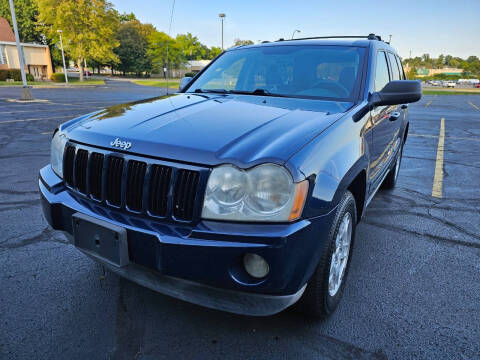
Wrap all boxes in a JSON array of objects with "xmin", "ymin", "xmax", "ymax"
[
  {"xmin": 219, "ymin": 13, "xmax": 226, "ymax": 50},
  {"xmin": 388, "ymin": 34, "xmax": 392, "ymax": 44},
  {"xmin": 9, "ymin": 0, "xmax": 33, "ymax": 100},
  {"xmin": 291, "ymin": 29, "xmax": 301, "ymax": 39},
  {"xmin": 57, "ymin": 30, "xmax": 68, "ymax": 84}
]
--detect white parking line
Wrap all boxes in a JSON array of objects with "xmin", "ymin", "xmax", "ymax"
[
  {"xmin": 468, "ymin": 101, "xmax": 479, "ymax": 110},
  {"xmin": 0, "ymin": 115, "xmax": 73, "ymax": 124},
  {"xmin": 410, "ymin": 133, "xmax": 480, "ymax": 142}
]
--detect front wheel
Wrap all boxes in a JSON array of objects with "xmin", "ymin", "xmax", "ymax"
[{"xmin": 298, "ymin": 190, "xmax": 357, "ymax": 318}]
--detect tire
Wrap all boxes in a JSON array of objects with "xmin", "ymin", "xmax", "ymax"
[
  {"xmin": 298, "ymin": 190, "xmax": 357, "ymax": 318},
  {"xmin": 382, "ymin": 141, "xmax": 403, "ymax": 189}
]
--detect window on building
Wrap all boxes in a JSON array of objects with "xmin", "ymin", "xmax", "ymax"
[{"xmin": 0, "ymin": 45, "xmax": 7, "ymax": 65}]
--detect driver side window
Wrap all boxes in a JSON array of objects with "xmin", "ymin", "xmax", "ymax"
[{"xmin": 375, "ymin": 52, "xmax": 390, "ymax": 92}]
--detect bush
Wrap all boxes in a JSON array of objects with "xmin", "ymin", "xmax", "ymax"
[
  {"xmin": 0, "ymin": 69, "xmax": 31, "ymax": 82},
  {"xmin": 51, "ymin": 72, "xmax": 66, "ymax": 82},
  {"xmin": 0, "ymin": 70, "xmax": 8, "ymax": 81},
  {"xmin": 8, "ymin": 69, "xmax": 22, "ymax": 81}
]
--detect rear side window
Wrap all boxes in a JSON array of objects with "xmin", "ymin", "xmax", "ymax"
[
  {"xmin": 395, "ymin": 56, "xmax": 406, "ymax": 80},
  {"xmin": 375, "ymin": 52, "xmax": 390, "ymax": 91},
  {"xmin": 387, "ymin": 53, "xmax": 400, "ymax": 80}
]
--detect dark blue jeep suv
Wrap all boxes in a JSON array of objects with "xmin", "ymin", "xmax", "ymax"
[{"xmin": 39, "ymin": 34, "xmax": 421, "ymax": 317}]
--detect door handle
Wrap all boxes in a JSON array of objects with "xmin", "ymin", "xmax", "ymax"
[
  {"xmin": 401, "ymin": 104, "xmax": 408, "ymax": 109},
  {"xmin": 389, "ymin": 112, "xmax": 401, "ymax": 121}
]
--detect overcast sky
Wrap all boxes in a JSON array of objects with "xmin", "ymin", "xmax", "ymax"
[{"xmin": 111, "ymin": 0, "xmax": 480, "ymax": 59}]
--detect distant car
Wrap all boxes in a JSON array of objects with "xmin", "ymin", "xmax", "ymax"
[
  {"xmin": 83, "ymin": 70, "xmax": 92, "ymax": 76},
  {"xmin": 475, "ymin": 83, "xmax": 480, "ymax": 88},
  {"xmin": 431, "ymin": 80, "xmax": 441, "ymax": 86},
  {"xmin": 445, "ymin": 81, "xmax": 456, "ymax": 88}
]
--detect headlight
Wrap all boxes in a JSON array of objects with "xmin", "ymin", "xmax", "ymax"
[
  {"xmin": 202, "ymin": 164, "xmax": 308, "ymax": 222},
  {"xmin": 51, "ymin": 131, "xmax": 67, "ymax": 178}
]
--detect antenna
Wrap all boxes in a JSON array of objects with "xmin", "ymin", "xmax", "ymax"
[{"xmin": 166, "ymin": 0, "xmax": 176, "ymax": 95}]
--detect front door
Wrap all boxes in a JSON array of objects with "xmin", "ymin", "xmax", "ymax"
[{"xmin": 369, "ymin": 51, "xmax": 402, "ymax": 190}]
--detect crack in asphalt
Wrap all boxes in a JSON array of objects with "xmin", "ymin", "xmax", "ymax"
[
  {"xmin": 0, "ymin": 227, "xmax": 68, "ymax": 250},
  {"xmin": 366, "ymin": 189, "xmax": 480, "ymax": 250}
]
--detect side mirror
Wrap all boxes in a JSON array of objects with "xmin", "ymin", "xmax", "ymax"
[
  {"xmin": 370, "ymin": 80, "xmax": 422, "ymax": 106},
  {"xmin": 179, "ymin": 76, "xmax": 193, "ymax": 91}
]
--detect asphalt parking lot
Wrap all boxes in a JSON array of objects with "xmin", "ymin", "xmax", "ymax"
[{"xmin": 1, "ymin": 81, "xmax": 479, "ymax": 359}]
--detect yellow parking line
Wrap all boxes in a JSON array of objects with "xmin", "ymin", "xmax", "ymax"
[
  {"xmin": 0, "ymin": 115, "xmax": 72, "ymax": 124},
  {"xmin": 432, "ymin": 118, "xmax": 445, "ymax": 198},
  {"xmin": 468, "ymin": 101, "xmax": 479, "ymax": 110}
]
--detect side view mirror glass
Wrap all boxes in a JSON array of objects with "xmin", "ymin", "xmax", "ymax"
[
  {"xmin": 370, "ymin": 80, "xmax": 422, "ymax": 106},
  {"xmin": 179, "ymin": 76, "xmax": 193, "ymax": 91}
]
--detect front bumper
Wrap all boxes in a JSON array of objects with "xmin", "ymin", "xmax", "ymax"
[{"xmin": 39, "ymin": 165, "xmax": 334, "ymax": 316}]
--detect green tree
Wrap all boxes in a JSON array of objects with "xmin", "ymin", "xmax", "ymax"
[
  {"xmin": 37, "ymin": 0, "xmax": 119, "ymax": 81},
  {"xmin": 233, "ymin": 39, "xmax": 254, "ymax": 46},
  {"xmin": 208, "ymin": 46, "xmax": 222, "ymax": 59},
  {"xmin": 114, "ymin": 20, "xmax": 152, "ymax": 76},
  {"xmin": 0, "ymin": 0, "xmax": 43, "ymax": 43},
  {"xmin": 148, "ymin": 31, "xmax": 185, "ymax": 75}
]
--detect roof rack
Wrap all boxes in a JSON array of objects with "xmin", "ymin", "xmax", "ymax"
[{"xmin": 276, "ymin": 33, "xmax": 383, "ymax": 42}]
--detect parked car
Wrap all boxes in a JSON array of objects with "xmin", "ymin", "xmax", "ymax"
[
  {"xmin": 445, "ymin": 81, "xmax": 456, "ymax": 88},
  {"xmin": 40, "ymin": 34, "xmax": 421, "ymax": 318},
  {"xmin": 475, "ymin": 83, "xmax": 480, "ymax": 88}
]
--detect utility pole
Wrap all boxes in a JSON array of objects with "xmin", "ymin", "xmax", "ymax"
[
  {"xmin": 9, "ymin": 0, "xmax": 33, "ymax": 100},
  {"xmin": 57, "ymin": 30, "xmax": 68, "ymax": 84},
  {"xmin": 388, "ymin": 34, "xmax": 392, "ymax": 44},
  {"xmin": 219, "ymin": 13, "xmax": 226, "ymax": 50}
]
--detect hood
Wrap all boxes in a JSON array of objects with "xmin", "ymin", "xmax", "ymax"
[{"xmin": 63, "ymin": 93, "xmax": 351, "ymax": 168}]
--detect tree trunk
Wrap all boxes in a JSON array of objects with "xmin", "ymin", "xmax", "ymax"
[{"xmin": 78, "ymin": 58, "xmax": 84, "ymax": 82}]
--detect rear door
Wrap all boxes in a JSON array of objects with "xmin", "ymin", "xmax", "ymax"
[{"xmin": 369, "ymin": 51, "xmax": 401, "ymax": 189}]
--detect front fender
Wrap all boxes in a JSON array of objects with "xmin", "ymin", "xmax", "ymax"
[{"xmin": 286, "ymin": 112, "xmax": 371, "ymax": 218}]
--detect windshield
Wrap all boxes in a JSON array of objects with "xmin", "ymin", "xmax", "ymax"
[{"xmin": 186, "ymin": 45, "xmax": 365, "ymax": 100}]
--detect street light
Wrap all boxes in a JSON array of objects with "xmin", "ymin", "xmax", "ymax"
[
  {"xmin": 8, "ymin": 0, "xmax": 33, "ymax": 100},
  {"xmin": 388, "ymin": 34, "xmax": 392, "ymax": 44},
  {"xmin": 219, "ymin": 13, "xmax": 226, "ymax": 50},
  {"xmin": 291, "ymin": 29, "xmax": 301, "ymax": 39},
  {"xmin": 57, "ymin": 30, "xmax": 68, "ymax": 84}
]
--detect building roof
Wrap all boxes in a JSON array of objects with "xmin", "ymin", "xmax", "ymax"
[{"xmin": 0, "ymin": 17, "xmax": 15, "ymax": 42}]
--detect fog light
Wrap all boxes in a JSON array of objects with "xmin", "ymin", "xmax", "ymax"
[{"xmin": 243, "ymin": 253, "xmax": 269, "ymax": 279}]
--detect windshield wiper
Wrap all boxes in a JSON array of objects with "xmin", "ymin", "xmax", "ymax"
[
  {"xmin": 228, "ymin": 89, "xmax": 290, "ymax": 98},
  {"xmin": 193, "ymin": 88, "xmax": 228, "ymax": 94}
]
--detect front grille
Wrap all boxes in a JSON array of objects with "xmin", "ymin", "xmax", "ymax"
[
  {"xmin": 64, "ymin": 146, "xmax": 76, "ymax": 187},
  {"xmin": 126, "ymin": 160, "xmax": 146, "ymax": 211},
  {"xmin": 173, "ymin": 169, "xmax": 199, "ymax": 221},
  {"xmin": 74, "ymin": 149, "xmax": 88, "ymax": 193},
  {"xmin": 106, "ymin": 156, "xmax": 124, "ymax": 206},
  {"xmin": 89, "ymin": 153, "xmax": 104, "ymax": 200},
  {"xmin": 149, "ymin": 165, "xmax": 172, "ymax": 217},
  {"xmin": 62, "ymin": 144, "xmax": 203, "ymax": 222}
]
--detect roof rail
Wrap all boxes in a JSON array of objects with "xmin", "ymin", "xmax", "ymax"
[{"xmin": 276, "ymin": 34, "xmax": 383, "ymax": 42}]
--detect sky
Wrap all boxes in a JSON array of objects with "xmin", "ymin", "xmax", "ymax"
[{"xmin": 111, "ymin": 0, "xmax": 480, "ymax": 59}]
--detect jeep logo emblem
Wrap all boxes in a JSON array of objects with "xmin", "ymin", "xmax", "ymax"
[{"xmin": 110, "ymin": 138, "xmax": 132, "ymax": 150}]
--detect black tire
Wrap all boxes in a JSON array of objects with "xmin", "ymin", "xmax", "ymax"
[
  {"xmin": 298, "ymin": 190, "xmax": 357, "ymax": 318},
  {"xmin": 382, "ymin": 142, "xmax": 403, "ymax": 189}
]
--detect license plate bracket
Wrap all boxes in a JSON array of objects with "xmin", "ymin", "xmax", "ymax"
[{"xmin": 72, "ymin": 212, "xmax": 129, "ymax": 267}]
